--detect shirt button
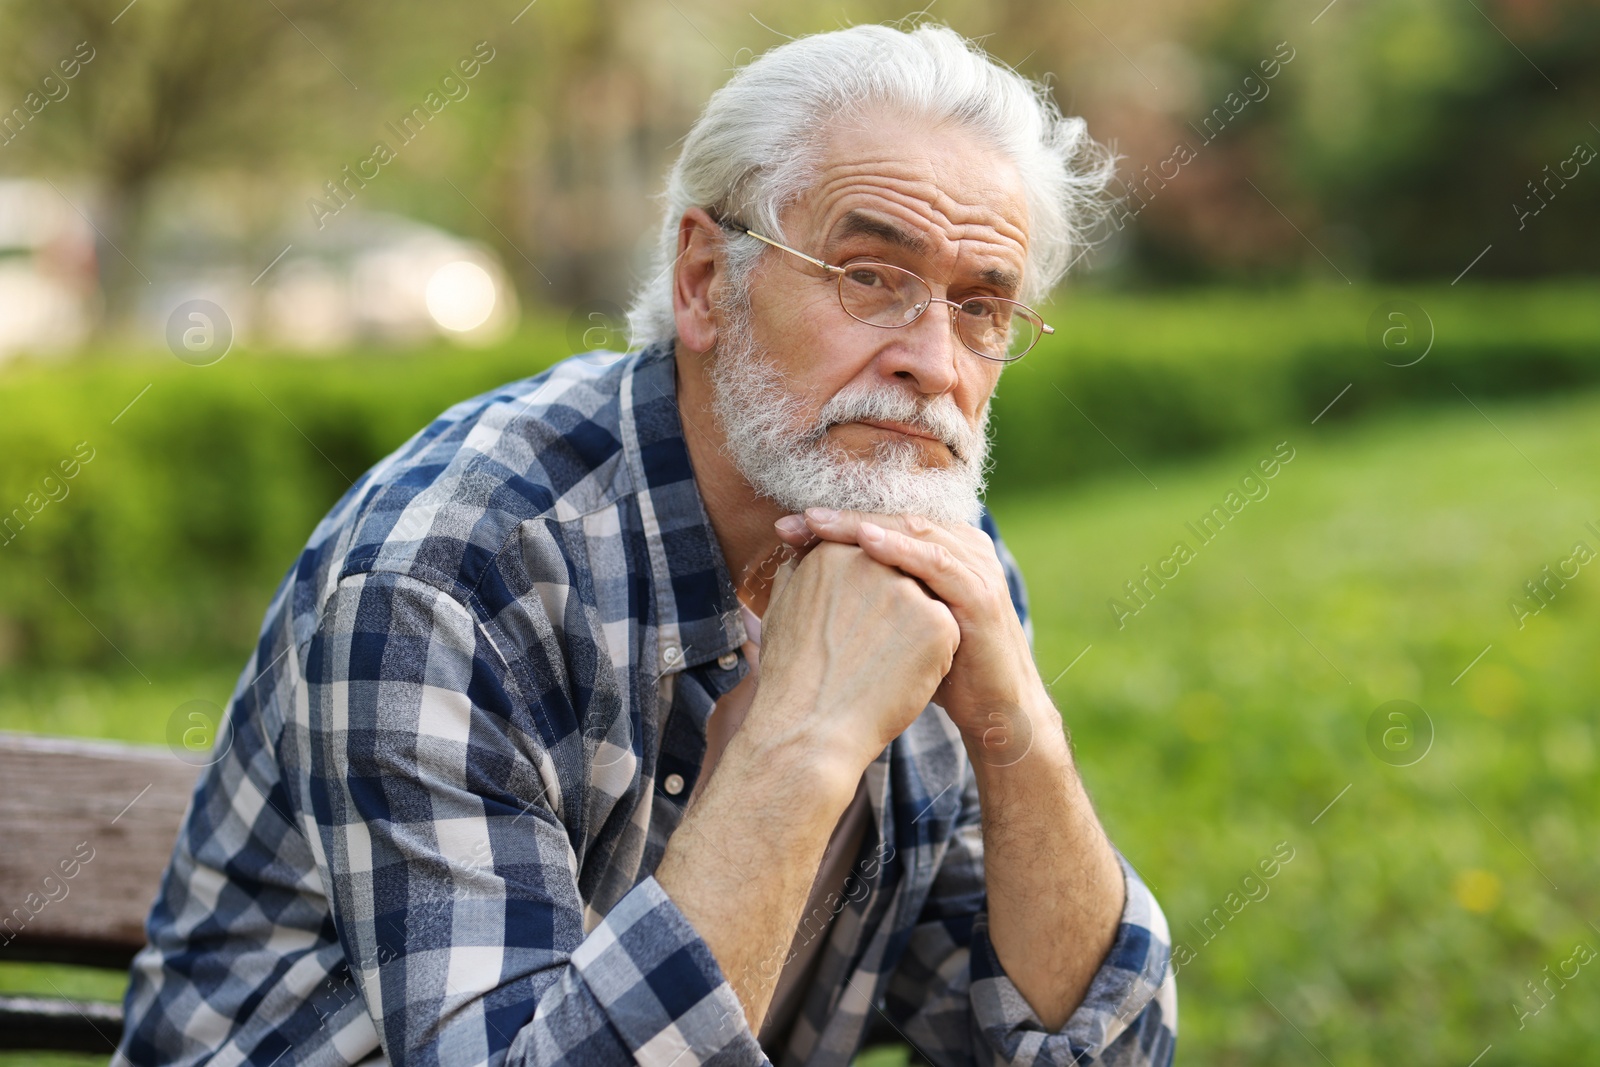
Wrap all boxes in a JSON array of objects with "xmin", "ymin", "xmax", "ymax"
[
  {"xmin": 717, "ymin": 652, "xmax": 738, "ymax": 670},
  {"xmin": 663, "ymin": 773, "xmax": 685, "ymax": 796},
  {"xmin": 660, "ymin": 644, "xmax": 680, "ymax": 667}
]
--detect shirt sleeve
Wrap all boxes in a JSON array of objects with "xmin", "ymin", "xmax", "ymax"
[
  {"xmin": 298, "ymin": 569, "xmax": 764, "ymax": 1066},
  {"xmin": 881, "ymin": 758, "xmax": 1177, "ymax": 1066}
]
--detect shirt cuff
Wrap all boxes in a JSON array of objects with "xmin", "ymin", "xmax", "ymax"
[
  {"xmin": 969, "ymin": 852, "xmax": 1175, "ymax": 1064},
  {"xmin": 570, "ymin": 874, "xmax": 765, "ymax": 1065}
]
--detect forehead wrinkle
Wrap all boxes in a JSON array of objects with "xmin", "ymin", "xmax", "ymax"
[
  {"xmin": 809, "ymin": 161, "xmax": 1028, "ymax": 249},
  {"xmin": 805, "ymin": 181, "xmax": 1028, "ymax": 295}
]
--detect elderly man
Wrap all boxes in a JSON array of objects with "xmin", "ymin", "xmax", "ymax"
[{"xmin": 118, "ymin": 22, "xmax": 1175, "ymax": 1067}]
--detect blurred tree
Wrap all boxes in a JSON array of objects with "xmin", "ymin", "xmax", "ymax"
[
  {"xmin": 0, "ymin": 0, "xmax": 1594, "ymax": 339},
  {"xmin": 1087, "ymin": 0, "xmax": 1600, "ymax": 281},
  {"xmin": 490, "ymin": 0, "xmax": 696, "ymax": 309},
  {"xmin": 0, "ymin": 0, "xmax": 368, "ymax": 337},
  {"xmin": 1277, "ymin": 0, "xmax": 1600, "ymax": 279}
]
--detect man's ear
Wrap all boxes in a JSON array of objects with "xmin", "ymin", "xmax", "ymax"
[{"xmin": 672, "ymin": 207, "xmax": 725, "ymax": 354}]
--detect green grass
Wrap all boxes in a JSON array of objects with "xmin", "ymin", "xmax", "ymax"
[
  {"xmin": 0, "ymin": 663, "xmax": 242, "ymax": 744},
  {"xmin": 991, "ymin": 391, "xmax": 1600, "ymax": 1065},
  {"xmin": 5, "ymin": 388, "xmax": 1598, "ymax": 1065}
]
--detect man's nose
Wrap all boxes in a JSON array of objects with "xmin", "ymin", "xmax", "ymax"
[{"xmin": 877, "ymin": 301, "xmax": 961, "ymax": 396}]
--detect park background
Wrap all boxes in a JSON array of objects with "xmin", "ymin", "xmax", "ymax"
[{"xmin": 1, "ymin": 0, "xmax": 1598, "ymax": 1063}]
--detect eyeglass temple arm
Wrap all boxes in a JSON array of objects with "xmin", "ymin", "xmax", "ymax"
[{"xmin": 731, "ymin": 226, "xmax": 844, "ymax": 275}]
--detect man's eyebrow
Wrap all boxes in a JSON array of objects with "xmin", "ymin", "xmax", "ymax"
[
  {"xmin": 829, "ymin": 211, "xmax": 932, "ymax": 257},
  {"xmin": 978, "ymin": 265, "xmax": 1021, "ymax": 296}
]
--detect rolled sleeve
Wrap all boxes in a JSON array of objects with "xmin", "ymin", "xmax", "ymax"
[
  {"xmin": 968, "ymin": 854, "xmax": 1176, "ymax": 1066},
  {"xmin": 884, "ymin": 751, "xmax": 1175, "ymax": 1067},
  {"xmin": 543, "ymin": 875, "xmax": 758, "ymax": 1066}
]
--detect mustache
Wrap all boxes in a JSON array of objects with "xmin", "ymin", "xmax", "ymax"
[{"xmin": 811, "ymin": 383, "xmax": 978, "ymax": 461}]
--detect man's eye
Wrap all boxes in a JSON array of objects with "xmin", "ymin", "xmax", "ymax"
[{"xmin": 845, "ymin": 268, "xmax": 885, "ymax": 287}]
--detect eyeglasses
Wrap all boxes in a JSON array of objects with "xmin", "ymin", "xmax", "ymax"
[{"xmin": 719, "ymin": 219, "xmax": 1052, "ymax": 362}]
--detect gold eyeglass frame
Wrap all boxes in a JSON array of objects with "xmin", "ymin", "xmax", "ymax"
[{"xmin": 718, "ymin": 218, "xmax": 1053, "ymax": 363}]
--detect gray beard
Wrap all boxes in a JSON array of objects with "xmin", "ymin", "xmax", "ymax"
[{"xmin": 706, "ymin": 300, "xmax": 992, "ymax": 527}]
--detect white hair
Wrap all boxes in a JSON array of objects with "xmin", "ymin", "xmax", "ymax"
[{"xmin": 627, "ymin": 21, "xmax": 1115, "ymax": 349}]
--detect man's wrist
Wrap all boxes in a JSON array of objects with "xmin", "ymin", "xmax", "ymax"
[
  {"xmin": 962, "ymin": 688, "xmax": 1073, "ymax": 792},
  {"xmin": 727, "ymin": 693, "xmax": 868, "ymax": 807}
]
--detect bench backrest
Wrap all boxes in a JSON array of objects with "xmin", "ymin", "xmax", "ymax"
[{"xmin": 0, "ymin": 732, "xmax": 199, "ymax": 968}]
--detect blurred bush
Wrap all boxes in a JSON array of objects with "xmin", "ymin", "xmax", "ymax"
[
  {"xmin": 1, "ymin": 281, "xmax": 1597, "ymax": 674},
  {"xmin": 0, "ymin": 330, "xmax": 567, "ymax": 674},
  {"xmin": 989, "ymin": 280, "xmax": 1600, "ymax": 493}
]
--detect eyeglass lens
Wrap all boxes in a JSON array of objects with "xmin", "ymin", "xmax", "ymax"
[{"xmin": 836, "ymin": 262, "xmax": 1041, "ymax": 360}]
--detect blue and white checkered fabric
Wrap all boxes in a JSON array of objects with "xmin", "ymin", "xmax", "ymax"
[{"xmin": 115, "ymin": 341, "xmax": 1176, "ymax": 1066}]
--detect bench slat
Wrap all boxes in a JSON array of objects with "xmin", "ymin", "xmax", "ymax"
[{"xmin": 0, "ymin": 993, "xmax": 122, "ymax": 1053}]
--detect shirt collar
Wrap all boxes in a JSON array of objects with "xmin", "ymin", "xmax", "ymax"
[{"xmin": 620, "ymin": 339, "xmax": 748, "ymax": 674}]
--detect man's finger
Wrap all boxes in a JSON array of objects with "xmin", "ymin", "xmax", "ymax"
[
  {"xmin": 801, "ymin": 507, "xmax": 985, "ymax": 570},
  {"xmin": 775, "ymin": 514, "xmax": 817, "ymax": 549},
  {"xmin": 854, "ymin": 521, "xmax": 978, "ymax": 616}
]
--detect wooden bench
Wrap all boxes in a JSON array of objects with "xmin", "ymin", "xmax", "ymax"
[{"xmin": 0, "ymin": 732, "xmax": 199, "ymax": 1054}]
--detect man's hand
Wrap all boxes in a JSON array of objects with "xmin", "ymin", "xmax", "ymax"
[
  {"xmin": 775, "ymin": 507, "xmax": 1129, "ymax": 1032},
  {"xmin": 655, "ymin": 539, "xmax": 960, "ymax": 1035},
  {"xmin": 775, "ymin": 508, "xmax": 1044, "ymax": 765},
  {"xmin": 749, "ymin": 538, "xmax": 963, "ymax": 779}
]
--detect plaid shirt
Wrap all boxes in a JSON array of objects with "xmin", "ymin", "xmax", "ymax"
[{"xmin": 116, "ymin": 341, "xmax": 1177, "ymax": 1067}]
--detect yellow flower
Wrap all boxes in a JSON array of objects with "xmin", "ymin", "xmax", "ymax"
[{"xmin": 1452, "ymin": 869, "xmax": 1501, "ymax": 914}]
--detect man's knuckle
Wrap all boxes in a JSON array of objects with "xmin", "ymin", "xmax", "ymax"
[
  {"xmin": 913, "ymin": 589, "xmax": 948, "ymax": 624},
  {"xmin": 934, "ymin": 608, "xmax": 960, "ymax": 648},
  {"xmin": 888, "ymin": 576, "xmax": 924, "ymax": 609},
  {"xmin": 812, "ymin": 541, "xmax": 851, "ymax": 567}
]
